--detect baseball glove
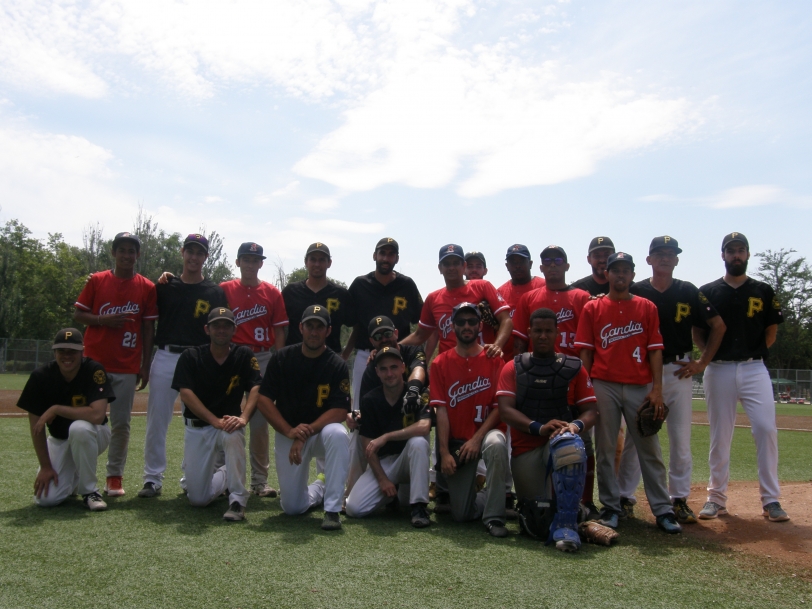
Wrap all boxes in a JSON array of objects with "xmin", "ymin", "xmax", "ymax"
[
  {"xmin": 636, "ymin": 399, "xmax": 669, "ymax": 437},
  {"xmin": 477, "ymin": 300, "xmax": 500, "ymax": 330},
  {"xmin": 578, "ymin": 521, "xmax": 619, "ymax": 546}
]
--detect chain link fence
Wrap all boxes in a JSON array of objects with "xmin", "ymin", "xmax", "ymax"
[{"xmin": 691, "ymin": 368, "xmax": 810, "ymax": 403}]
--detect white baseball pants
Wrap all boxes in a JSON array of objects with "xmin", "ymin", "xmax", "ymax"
[
  {"xmin": 184, "ymin": 425, "xmax": 248, "ymax": 508},
  {"xmin": 143, "ymin": 349, "xmax": 181, "ymax": 487}
]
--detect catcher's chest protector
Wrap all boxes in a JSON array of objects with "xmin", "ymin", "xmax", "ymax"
[{"xmin": 514, "ymin": 353, "xmax": 581, "ymax": 424}]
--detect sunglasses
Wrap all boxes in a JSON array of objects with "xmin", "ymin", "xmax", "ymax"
[
  {"xmin": 454, "ymin": 317, "xmax": 480, "ymax": 327},
  {"xmin": 542, "ymin": 257, "xmax": 566, "ymax": 266},
  {"xmin": 371, "ymin": 330, "xmax": 394, "ymax": 340}
]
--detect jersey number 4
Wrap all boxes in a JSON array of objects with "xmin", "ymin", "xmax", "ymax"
[
  {"xmin": 254, "ymin": 327, "xmax": 271, "ymax": 342},
  {"xmin": 632, "ymin": 346, "xmax": 642, "ymax": 363},
  {"xmin": 122, "ymin": 332, "xmax": 138, "ymax": 348}
]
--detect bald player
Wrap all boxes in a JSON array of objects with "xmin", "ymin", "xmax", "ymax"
[{"xmin": 570, "ymin": 236, "xmax": 615, "ymax": 297}]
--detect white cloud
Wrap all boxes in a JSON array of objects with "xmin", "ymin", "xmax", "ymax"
[
  {"xmin": 204, "ymin": 195, "xmax": 225, "ymax": 204},
  {"xmin": 640, "ymin": 185, "xmax": 812, "ymax": 209},
  {"xmin": 304, "ymin": 197, "xmax": 340, "ymax": 212},
  {"xmin": 271, "ymin": 181, "xmax": 300, "ymax": 197}
]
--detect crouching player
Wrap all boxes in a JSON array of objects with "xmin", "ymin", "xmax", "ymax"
[{"xmin": 497, "ymin": 308, "xmax": 598, "ymax": 551}]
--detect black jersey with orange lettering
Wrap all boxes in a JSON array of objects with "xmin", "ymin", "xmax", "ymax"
[
  {"xmin": 282, "ymin": 281, "xmax": 353, "ymax": 353},
  {"xmin": 569, "ymin": 274, "xmax": 609, "ymax": 297},
  {"xmin": 348, "ymin": 272, "xmax": 423, "ymax": 350},
  {"xmin": 154, "ymin": 277, "xmax": 227, "ymax": 348}
]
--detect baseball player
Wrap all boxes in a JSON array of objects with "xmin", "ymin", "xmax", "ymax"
[
  {"xmin": 570, "ymin": 236, "xmax": 615, "ymax": 296},
  {"xmin": 17, "ymin": 328, "xmax": 115, "ymax": 511},
  {"xmin": 697, "ymin": 232, "xmax": 788, "ymax": 522},
  {"xmin": 497, "ymin": 308, "xmax": 598, "ymax": 551},
  {"xmin": 139, "ymin": 234, "xmax": 228, "ymax": 498},
  {"xmin": 496, "ymin": 244, "xmax": 546, "ymax": 363},
  {"xmin": 73, "ymin": 231, "xmax": 158, "ymax": 497},
  {"xmin": 220, "ymin": 242, "xmax": 288, "ymax": 498},
  {"xmin": 616, "ymin": 236, "xmax": 726, "ymax": 524},
  {"xmin": 574, "ymin": 252, "xmax": 682, "ymax": 534},
  {"xmin": 171, "ymin": 307, "xmax": 262, "ymax": 521},
  {"xmin": 345, "ymin": 347, "xmax": 432, "ymax": 528},
  {"xmin": 282, "ymin": 242, "xmax": 354, "ymax": 358},
  {"xmin": 257, "ymin": 305, "xmax": 351, "ymax": 531},
  {"xmin": 401, "ymin": 244, "xmax": 512, "ymax": 357},
  {"xmin": 463, "ymin": 251, "xmax": 488, "ymax": 281},
  {"xmin": 347, "ymin": 238, "xmax": 423, "ymax": 406},
  {"xmin": 430, "ymin": 302, "xmax": 510, "ymax": 538}
]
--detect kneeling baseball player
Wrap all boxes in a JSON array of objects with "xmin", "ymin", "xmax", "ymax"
[
  {"xmin": 171, "ymin": 308, "xmax": 262, "ymax": 522},
  {"xmin": 345, "ymin": 347, "xmax": 432, "ymax": 527},
  {"xmin": 497, "ymin": 308, "xmax": 599, "ymax": 551}
]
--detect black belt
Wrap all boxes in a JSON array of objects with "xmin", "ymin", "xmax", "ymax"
[
  {"xmin": 714, "ymin": 357, "xmax": 763, "ymax": 363},
  {"xmin": 184, "ymin": 418, "xmax": 210, "ymax": 428},
  {"xmin": 164, "ymin": 345, "xmax": 193, "ymax": 354},
  {"xmin": 662, "ymin": 353, "xmax": 686, "ymax": 365}
]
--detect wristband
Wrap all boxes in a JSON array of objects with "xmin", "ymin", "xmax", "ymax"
[
  {"xmin": 406, "ymin": 378, "xmax": 424, "ymax": 394},
  {"xmin": 571, "ymin": 419, "xmax": 585, "ymax": 433},
  {"xmin": 528, "ymin": 421, "xmax": 542, "ymax": 436}
]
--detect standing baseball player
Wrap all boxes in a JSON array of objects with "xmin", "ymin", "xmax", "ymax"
[
  {"xmin": 347, "ymin": 238, "xmax": 423, "ymax": 405},
  {"xmin": 430, "ymin": 303, "xmax": 510, "ymax": 537},
  {"xmin": 17, "ymin": 328, "xmax": 115, "ymax": 511},
  {"xmin": 697, "ymin": 232, "xmax": 788, "ymax": 522},
  {"xmin": 139, "ymin": 234, "xmax": 228, "ymax": 498},
  {"xmin": 220, "ymin": 242, "xmax": 288, "ymax": 498},
  {"xmin": 463, "ymin": 251, "xmax": 488, "ymax": 281},
  {"xmin": 574, "ymin": 252, "xmax": 682, "ymax": 533},
  {"xmin": 282, "ymin": 242, "xmax": 354, "ymax": 358},
  {"xmin": 616, "ymin": 236, "xmax": 726, "ymax": 523},
  {"xmin": 497, "ymin": 308, "xmax": 598, "ymax": 551},
  {"xmin": 73, "ymin": 231, "xmax": 158, "ymax": 497},
  {"xmin": 345, "ymin": 347, "xmax": 432, "ymax": 528},
  {"xmin": 570, "ymin": 236, "xmax": 615, "ymax": 296},
  {"xmin": 172, "ymin": 307, "xmax": 262, "ymax": 521},
  {"xmin": 496, "ymin": 244, "xmax": 546, "ymax": 363},
  {"xmin": 257, "ymin": 305, "xmax": 351, "ymax": 530}
]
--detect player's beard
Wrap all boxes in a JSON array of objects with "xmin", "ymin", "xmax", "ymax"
[
  {"xmin": 376, "ymin": 261, "xmax": 393, "ymax": 275},
  {"xmin": 725, "ymin": 259, "xmax": 748, "ymax": 277},
  {"xmin": 454, "ymin": 329, "xmax": 479, "ymax": 346}
]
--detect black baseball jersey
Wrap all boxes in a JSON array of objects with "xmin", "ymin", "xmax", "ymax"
[
  {"xmin": 569, "ymin": 274, "xmax": 609, "ymax": 297},
  {"xmin": 259, "ymin": 344, "xmax": 351, "ymax": 427},
  {"xmin": 359, "ymin": 344, "xmax": 428, "ymax": 398},
  {"xmin": 698, "ymin": 277, "xmax": 783, "ymax": 361},
  {"xmin": 282, "ymin": 280, "xmax": 354, "ymax": 353},
  {"xmin": 171, "ymin": 344, "xmax": 262, "ymax": 420},
  {"xmin": 630, "ymin": 278, "xmax": 719, "ymax": 357},
  {"xmin": 154, "ymin": 277, "xmax": 228, "ymax": 348},
  {"xmin": 17, "ymin": 358, "xmax": 114, "ymax": 440},
  {"xmin": 348, "ymin": 272, "xmax": 423, "ymax": 350},
  {"xmin": 358, "ymin": 385, "xmax": 431, "ymax": 458}
]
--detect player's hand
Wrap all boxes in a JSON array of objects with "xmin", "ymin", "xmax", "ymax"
[
  {"xmin": 483, "ymin": 343, "xmax": 503, "ymax": 359},
  {"xmin": 366, "ymin": 350, "xmax": 377, "ymax": 366},
  {"xmin": 346, "ymin": 411, "xmax": 360, "ymax": 431},
  {"xmin": 440, "ymin": 453, "xmax": 457, "ymax": 476},
  {"xmin": 34, "ymin": 466, "xmax": 58, "ymax": 498},
  {"xmin": 458, "ymin": 438, "xmax": 481, "ymax": 463},
  {"xmin": 137, "ymin": 365, "xmax": 150, "ymax": 391},
  {"xmin": 99, "ymin": 312, "xmax": 135, "ymax": 328},
  {"xmin": 33, "ymin": 408, "xmax": 57, "ymax": 435},
  {"xmin": 287, "ymin": 424, "xmax": 314, "ymax": 442},
  {"xmin": 289, "ymin": 438, "xmax": 305, "ymax": 465},
  {"xmin": 378, "ymin": 477, "xmax": 397, "ymax": 498},
  {"xmin": 221, "ymin": 415, "xmax": 246, "ymax": 433},
  {"xmin": 541, "ymin": 419, "xmax": 569, "ymax": 438},
  {"xmin": 157, "ymin": 271, "xmax": 175, "ymax": 285},
  {"xmin": 645, "ymin": 387, "xmax": 665, "ymax": 419},
  {"xmin": 365, "ymin": 436, "xmax": 387, "ymax": 460},
  {"xmin": 675, "ymin": 359, "xmax": 706, "ymax": 379}
]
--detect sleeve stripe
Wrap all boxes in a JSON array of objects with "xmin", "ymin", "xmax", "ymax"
[
  {"xmin": 419, "ymin": 321, "xmax": 436, "ymax": 329},
  {"xmin": 272, "ymin": 321, "xmax": 290, "ymax": 327},
  {"xmin": 574, "ymin": 341, "xmax": 594, "ymax": 348},
  {"xmin": 648, "ymin": 343, "xmax": 664, "ymax": 349},
  {"xmin": 493, "ymin": 305, "xmax": 510, "ymax": 315},
  {"xmin": 74, "ymin": 301, "xmax": 91, "ymax": 311},
  {"xmin": 512, "ymin": 330, "xmax": 528, "ymax": 340},
  {"xmin": 143, "ymin": 314, "xmax": 159, "ymax": 320},
  {"xmin": 495, "ymin": 390, "xmax": 516, "ymax": 397},
  {"xmin": 576, "ymin": 396, "xmax": 597, "ymax": 404},
  {"xmin": 430, "ymin": 399, "xmax": 446, "ymax": 406}
]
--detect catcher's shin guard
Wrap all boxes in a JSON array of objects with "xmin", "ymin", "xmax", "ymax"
[{"xmin": 547, "ymin": 431, "xmax": 587, "ymax": 550}]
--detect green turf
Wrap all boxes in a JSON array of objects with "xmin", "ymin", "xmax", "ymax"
[
  {"xmin": 0, "ymin": 418, "xmax": 810, "ymax": 608},
  {"xmin": 691, "ymin": 398, "xmax": 812, "ymax": 418},
  {"xmin": 0, "ymin": 374, "xmax": 30, "ymax": 391}
]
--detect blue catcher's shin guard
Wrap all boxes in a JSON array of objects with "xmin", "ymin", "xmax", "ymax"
[{"xmin": 547, "ymin": 431, "xmax": 587, "ymax": 551}]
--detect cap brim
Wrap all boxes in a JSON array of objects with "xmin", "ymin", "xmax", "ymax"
[
  {"xmin": 301, "ymin": 315, "xmax": 329, "ymax": 325},
  {"xmin": 207, "ymin": 317, "xmax": 236, "ymax": 325},
  {"xmin": 52, "ymin": 343, "xmax": 83, "ymax": 350}
]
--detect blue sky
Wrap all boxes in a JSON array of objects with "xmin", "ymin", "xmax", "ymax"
[{"xmin": 1, "ymin": 0, "xmax": 810, "ymax": 294}]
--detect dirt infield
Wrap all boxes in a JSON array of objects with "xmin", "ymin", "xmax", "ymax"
[{"xmin": 0, "ymin": 390, "xmax": 178, "ymax": 415}]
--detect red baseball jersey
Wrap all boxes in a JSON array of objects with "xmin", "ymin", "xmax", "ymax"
[
  {"xmin": 497, "ymin": 276, "xmax": 546, "ymax": 361},
  {"xmin": 74, "ymin": 271, "xmax": 158, "ymax": 374},
  {"xmin": 419, "ymin": 280, "xmax": 509, "ymax": 353},
  {"xmin": 429, "ymin": 348, "xmax": 505, "ymax": 440},
  {"xmin": 496, "ymin": 359, "xmax": 596, "ymax": 456},
  {"xmin": 220, "ymin": 279, "xmax": 289, "ymax": 348},
  {"xmin": 512, "ymin": 287, "xmax": 591, "ymax": 357},
  {"xmin": 574, "ymin": 295, "xmax": 664, "ymax": 384}
]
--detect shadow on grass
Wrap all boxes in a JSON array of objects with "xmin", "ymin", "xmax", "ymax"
[{"xmin": 0, "ymin": 496, "xmax": 100, "ymax": 526}]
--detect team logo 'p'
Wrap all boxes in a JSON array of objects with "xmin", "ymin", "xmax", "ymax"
[
  {"xmin": 597, "ymin": 238, "xmax": 604, "ymax": 245},
  {"xmin": 65, "ymin": 331, "xmax": 72, "ymax": 339},
  {"xmin": 194, "ymin": 299, "xmax": 211, "ymax": 318},
  {"xmin": 747, "ymin": 297, "xmax": 763, "ymax": 318},
  {"xmin": 326, "ymin": 299, "xmax": 339, "ymax": 314},
  {"xmin": 71, "ymin": 395, "xmax": 88, "ymax": 407},
  {"xmin": 664, "ymin": 236, "xmax": 671, "ymax": 243},
  {"xmin": 393, "ymin": 297, "xmax": 407, "ymax": 316},
  {"xmin": 675, "ymin": 302, "xmax": 691, "ymax": 323},
  {"xmin": 316, "ymin": 384, "xmax": 330, "ymax": 407},
  {"xmin": 226, "ymin": 375, "xmax": 241, "ymax": 395}
]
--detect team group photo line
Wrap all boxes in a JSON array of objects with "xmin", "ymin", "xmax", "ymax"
[{"xmin": 19, "ymin": 228, "xmax": 788, "ymax": 552}]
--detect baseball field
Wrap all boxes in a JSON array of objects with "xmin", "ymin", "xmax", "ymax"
[{"xmin": 1, "ymin": 377, "xmax": 810, "ymax": 608}]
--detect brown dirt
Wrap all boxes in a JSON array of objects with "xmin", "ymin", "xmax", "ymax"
[
  {"xmin": 0, "ymin": 390, "xmax": 179, "ymax": 415},
  {"xmin": 691, "ymin": 411, "xmax": 812, "ymax": 432}
]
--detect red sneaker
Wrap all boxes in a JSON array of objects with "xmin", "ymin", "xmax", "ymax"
[{"xmin": 105, "ymin": 476, "xmax": 125, "ymax": 497}]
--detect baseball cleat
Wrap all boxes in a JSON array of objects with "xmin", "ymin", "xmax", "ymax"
[
  {"xmin": 223, "ymin": 501, "xmax": 246, "ymax": 521},
  {"xmin": 598, "ymin": 509, "xmax": 620, "ymax": 529},
  {"xmin": 555, "ymin": 540, "xmax": 579, "ymax": 553},
  {"xmin": 104, "ymin": 476, "xmax": 125, "ymax": 497},
  {"xmin": 762, "ymin": 502, "xmax": 790, "ymax": 522},
  {"xmin": 698, "ymin": 501, "xmax": 727, "ymax": 519},
  {"xmin": 83, "ymin": 491, "xmax": 108, "ymax": 512},
  {"xmin": 321, "ymin": 511, "xmax": 342, "ymax": 531},
  {"xmin": 410, "ymin": 503, "xmax": 431, "ymax": 528},
  {"xmin": 486, "ymin": 520, "xmax": 509, "ymax": 538},
  {"xmin": 656, "ymin": 512, "xmax": 683, "ymax": 534},
  {"xmin": 433, "ymin": 492, "xmax": 451, "ymax": 514},
  {"xmin": 428, "ymin": 481, "xmax": 437, "ymax": 502},
  {"xmin": 251, "ymin": 483, "xmax": 278, "ymax": 498},
  {"xmin": 672, "ymin": 498, "xmax": 697, "ymax": 524},
  {"xmin": 619, "ymin": 497, "xmax": 635, "ymax": 519},
  {"xmin": 137, "ymin": 482, "xmax": 162, "ymax": 498},
  {"xmin": 582, "ymin": 501, "xmax": 601, "ymax": 522}
]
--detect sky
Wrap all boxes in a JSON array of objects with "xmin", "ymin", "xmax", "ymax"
[{"xmin": 1, "ymin": 0, "xmax": 811, "ymax": 294}]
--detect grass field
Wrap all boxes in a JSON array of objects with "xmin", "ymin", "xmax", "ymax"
[
  {"xmin": 0, "ymin": 374, "xmax": 31, "ymax": 391},
  {"xmin": 0, "ymin": 418, "xmax": 810, "ymax": 609}
]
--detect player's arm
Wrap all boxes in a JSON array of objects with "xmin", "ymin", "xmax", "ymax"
[
  {"xmin": 579, "ymin": 349, "xmax": 593, "ymax": 374},
  {"xmin": 360, "ymin": 435, "xmax": 397, "ymax": 497},
  {"xmin": 73, "ymin": 308, "xmax": 134, "ymax": 328},
  {"xmin": 434, "ymin": 406, "xmax": 456, "ymax": 476},
  {"xmin": 340, "ymin": 325, "xmax": 358, "ymax": 361},
  {"xmin": 424, "ymin": 331, "xmax": 439, "ymax": 361},
  {"xmin": 256, "ymin": 395, "xmax": 301, "ymax": 438},
  {"xmin": 645, "ymin": 349, "xmax": 665, "ymax": 417},
  {"xmin": 364, "ymin": 418, "xmax": 430, "ymax": 461},
  {"xmin": 274, "ymin": 328, "xmax": 286, "ymax": 351},
  {"xmin": 498, "ymin": 394, "xmax": 571, "ymax": 438},
  {"xmin": 678, "ymin": 316, "xmax": 726, "ymax": 379},
  {"xmin": 138, "ymin": 319, "xmax": 156, "ymax": 390},
  {"xmin": 225, "ymin": 385, "xmax": 259, "ymax": 432},
  {"xmin": 179, "ymin": 388, "xmax": 231, "ymax": 430},
  {"xmin": 28, "ymin": 413, "xmax": 58, "ymax": 497},
  {"xmin": 32, "ymin": 397, "xmax": 108, "ymax": 436},
  {"xmin": 399, "ymin": 324, "xmax": 433, "ymax": 347},
  {"xmin": 487, "ymin": 309, "xmax": 513, "ymax": 357},
  {"xmin": 765, "ymin": 324, "xmax": 778, "ymax": 348},
  {"xmin": 309, "ymin": 408, "xmax": 348, "ymax": 434},
  {"xmin": 460, "ymin": 404, "xmax": 500, "ymax": 462}
]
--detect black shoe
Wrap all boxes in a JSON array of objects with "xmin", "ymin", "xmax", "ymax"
[
  {"xmin": 583, "ymin": 501, "xmax": 601, "ymax": 522},
  {"xmin": 321, "ymin": 511, "xmax": 342, "ymax": 531},
  {"xmin": 433, "ymin": 492, "xmax": 451, "ymax": 514},
  {"xmin": 620, "ymin": 497, "xmax": 635, "ymax": 519},
  {"xmin": 410, "ymin": 503, "xmax": 431, "ymax": 528},
  {"xmin": 223, "ymin": 501, "xmax": 245, "ymax": 521},
  {"xmin": 486, "ymin": 520, "xmax": 509, "ymax": 538}
]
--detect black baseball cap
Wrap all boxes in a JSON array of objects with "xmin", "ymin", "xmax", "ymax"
[
  {"xmin": 451, "ymin": 301, "xmax": 482, "ymax": 321},
  {"xmin": 306, "ymin": 242, "xmax": 331, "ymax": 257},
  {"xmin": 53, "ymin": 327, "xmax": 84, "ymax": 350},
  {"xmin": 301, "ymin": 304, "xmax": 331, "ymax": 326},
  {"xmin": 208, "ymin": 307, "xmax": 236, "ymax": 325},
  {"xmin": 649, "ymin": 236, "xmax": 682, "ymax": 254},
  {"xmin": 183, "ymin": 233, "xmax": 209, "ymax": 253},
  {"xmin": 375, "ymin": 237, "xmax": 399, "ymax": 253},
  {"xmin": 368, "ymin": 315, "xmax": 396, "ymax": 336},
  {"xmin": 439, "ymin": 244, "xmax": 464, "ymax": 262},
  {"xmin": 237, "ymin": 242, "xmax": 266, "ymax": 259},
  {"xmin": 588, "ymin": 236, "xmax": 615, "ymax": 253},
  {"xmin": 505, "ymin": 244, "xmax": 531, "ymax": 260},
  {"xmin": 606, "ymin": 252, "xmax": 635, "ymax": 270},
  {"xmin": 373, "ymin": 346, "xmax": 404, "ymax": 366},
  {"xmin": 465, "ymin": 251, "xmax": 487, "ymax": 266},
  {"xmin": 540, "ymin": 245, "xmax": 567, "ymax": 261},
  {"xmin": 721, "ymin": 232, "xmax": 749, "ymax": 251},
  {"xmin": 112, "ymin": 232, "xmax": 141, "ymax": 252}
]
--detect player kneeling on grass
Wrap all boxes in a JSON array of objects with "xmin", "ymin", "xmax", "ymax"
[
  {"xmin": 17, "ymin": 328, "xmax": 115, "ymax": 512},
  {"xmin": 345, "ymin": 347, "xmax": 431, "ymax": 527},
  {"xmin": 171, "ymin": 308, "xmax": 261, "ymax": 522},
  {"xmin": 497, "ymin": 308, "xmax": 599, "ymax": 552}
]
